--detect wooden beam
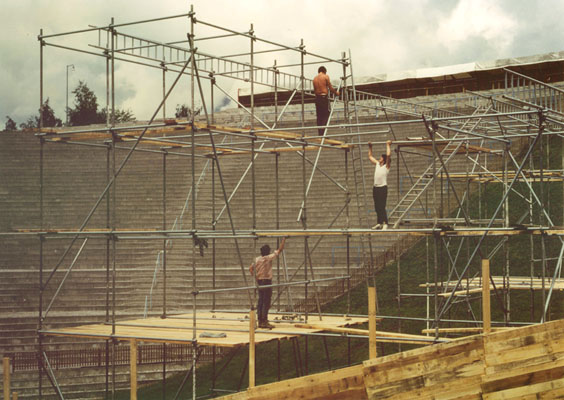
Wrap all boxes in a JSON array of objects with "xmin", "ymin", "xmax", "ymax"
[
  {"xmin": 130, "ymin": 339, "xmax": 138, "ymax": 400},
  {"xmin": 3, "ymin": 357, "xmax": 10, "ymax": 400},
  {"xmin": 421, "ymin": 327, "xmax": 512, "ymax": 334},
  {"xmin": 249, "ymin": 310, "xmax": 256, "ymax": 388},
  {"xmin": 368, "ymin": 286, "xmax": 377, "ymax": 359},
  {"xmin": 294, "ymin": 323, "xmax": 445, "ymax": 345},
  {"xmin": 482, "ymin": 259, "xmax": 491, "ymax": 334}
]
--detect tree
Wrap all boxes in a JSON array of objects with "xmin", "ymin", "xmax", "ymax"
[
  {"xmin": 4, "ymin": 116, "xmax": 17, "ymax": 131},
  {"xmin": 40, "ymin": 98, "xmax": 62, "ymax": 128},
  {"xmin": 99, "ymin": 108, "xmax": 135, "ymax": 124},
  {"xmin": 68, "ymin": 81, "xmax": 135, "ymax": 126},
  {"xmin": 19, "ymin": 116, "xmax": 37, "ymax": 131},
  {"xmin": 68, "ymin": 81, "xmax": 104, "ymax": 126},
  {"xmin": 175, "ymin": 103, "xmax": 201, "ymax": 119},
  {"xmin": 175, "ymin": 104, "xmax": 189, "ymax": 118},
  {"xmin": 18, "ymin": 98, "xmax": 62, "ymax": 130}
]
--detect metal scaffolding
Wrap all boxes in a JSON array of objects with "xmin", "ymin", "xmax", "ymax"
[{"xmin": 3, "ymin": 4, "xmax": 564, "ymax": 399}]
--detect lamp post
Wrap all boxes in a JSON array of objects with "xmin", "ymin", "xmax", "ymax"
[{"xmin": 66, "ymin": 64, "xmax": 74, "ymax": 125}]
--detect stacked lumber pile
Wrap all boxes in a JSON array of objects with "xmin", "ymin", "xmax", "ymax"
[{"xmin": 220, "ymin": 318, "xmax": 564, "ymax": 399}]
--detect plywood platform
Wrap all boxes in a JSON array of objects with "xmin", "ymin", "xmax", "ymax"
[{"xmin": 40, "ymin": 312, "xmax": 368, "ymax": 348}]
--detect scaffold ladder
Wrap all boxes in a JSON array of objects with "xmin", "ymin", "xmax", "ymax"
[{"xmin": 389, "ymin": 135, "xmax": 466, "ymax": 228}]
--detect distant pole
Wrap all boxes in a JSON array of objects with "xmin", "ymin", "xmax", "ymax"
[{"xmin": 66, "ymin": 64, "xmax": 74, "ymax": 125}]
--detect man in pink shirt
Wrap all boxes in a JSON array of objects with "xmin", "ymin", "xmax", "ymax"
[
  {"xmin": 313, "ymin": 66, "xmax": 340, "ymax": 136},
  {"xmin": 249, "ymin": 237, "xmax": 286, "ymax": 329}
]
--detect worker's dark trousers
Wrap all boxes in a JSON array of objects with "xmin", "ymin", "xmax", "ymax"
[
  {"xmin": 257, "ymin": 279, "xmax": 272, "ymax": 323},
  {"xmin": 373, "ymin": 185, "xmax": 388, "ymax": 224},
  {"xmin": 315, "ymin": 95, "xmax": 329, "ymax": 136}
]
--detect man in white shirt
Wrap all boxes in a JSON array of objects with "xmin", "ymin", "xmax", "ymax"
[{"xmin": 368, "ymin": 140, "xmax": 392, "ymax": 230}]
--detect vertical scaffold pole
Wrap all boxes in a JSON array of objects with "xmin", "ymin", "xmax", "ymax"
[
  {"xmin": 274, "ymin": 65, "xmax": 280, "ymax": 310},
  {"xmin": 110, "ymin": 18, "xmax": 117, "ymax": 399},
  {"xmin": 38, "ymin": 29, "xmax": 44, "ymax": 393},
  {"xmin": 345, "ymin": 150, "xmax": 351, "ymax": 315},
  {"xmin": 38, "ymin": 138, "xmax": 44, "ymax": 398},
  {"xmin": 212, "ymin": 159, "xmax": 216, "ymax": 311},
  {"xmin": 104, "ymin": 28, "xmax": 112, "ymax": 398},
  {"xmin": 162, "ymin": 62, "xmax": 167, "ymax": 120},
  {"xmin": 276, "ymin": 153, "xmax": 280, "ymax": 311},
  {"xmin": 163, "ymin": 151, "xmax": 167, "ymax": 318},
  {"xmin": 397, "ymin": 243, "xmax": 402, "ymax": 352},
  {"xmin": 105, "ymin": 142, "xmax": 111, "ymax": 399},
  {"xmin": 189, "ymin": 7, "xmax": 197, "ymax": 400},
  {"xmin": 299, "ymin": 38, "xmax": 309, "ymax": 375},
  {"xmin": 39, "ymin": 29, "xmax": 44, "ymax": 129},
  {"xmin": 503, "ymin": 144, "xmax": 510, "ymax": 324},
  {"xmin": 162, "ymin": 150, "xmax": 168, "ymax": 398}
]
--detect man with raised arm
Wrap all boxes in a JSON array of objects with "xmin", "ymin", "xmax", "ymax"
[
  {"xmin": 368, "ymin": 140, "xmax": 392, "ymax": 230},
  {"xmin": 249, "ymin": 237, "xmax": 286, "ymax": 329}
]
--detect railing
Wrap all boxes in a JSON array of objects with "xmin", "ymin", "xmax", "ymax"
[
  {"xmin": 7, "ymin": 344, "xmax": 223, "ymax": 371},
  {"xmin": 504, "ymin": 68, "xmax": 564, "ymax": 115}
]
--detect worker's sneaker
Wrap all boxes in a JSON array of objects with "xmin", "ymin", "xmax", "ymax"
[
  {"xmin": 263, "ymin": 322, "xmax": 275, "ymax": 329},
  {"xmin": 372, "ymin": 224, "xmax": 382, "ymax": 230},
  {"xmin": 382, "ymin": 224, "xmax": 388, "ymax": 230}
]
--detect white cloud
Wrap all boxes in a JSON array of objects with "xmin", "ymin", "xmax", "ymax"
[
  {"xmin": 437, "ymin": 0, "xmax": 517, "ymax": 55},
  {"xmin": 0, "ymin": 0, "xmax": 562, "ymax": 127}
]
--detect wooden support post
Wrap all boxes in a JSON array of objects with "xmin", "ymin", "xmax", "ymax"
[
  {"xmin": 130, "ymin": 339, "xmax": 138, "ymax": 400},
  {"xmin": 3, "ymin": 357, "xmax": 10, "ymax": 400},
  {"xmin": 249, "ymin": 309, "xmax": 256, "ymax": 388},
  {"xmin": 482, "ymin": 259, "xmax": 491, "ymax": 334},
  {"xmin": 368, "ymin": 286, "xmax": 377, "ymax": 359},
  {"xmin": 11, "ymin": 393, "xmax": 17, "ymax": 400}
]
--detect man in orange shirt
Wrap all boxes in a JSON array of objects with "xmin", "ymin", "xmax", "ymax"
[
  {"xmin": 313, "ymin": 66, "xmax": 339, "ymax": 136},
  {"xmin": 249, "ymin": 237, "xmax": 286, "ymax": 329}
]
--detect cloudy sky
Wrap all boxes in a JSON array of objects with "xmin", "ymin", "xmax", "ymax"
[{"xmin": 1, "ymin": 0, "xmax": 563, "ymax": 127}]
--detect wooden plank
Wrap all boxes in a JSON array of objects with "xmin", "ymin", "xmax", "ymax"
[
  {"xmin": 238, "ymin": 365, "xmax": 367, "ymax": 400},
  {"xmin": 421, "ymin": 327, "xmax": 511, "ymax": 334},
  {"xmin": 294, "ymin": 323, "xmax": 443, "ymax": 345},
  {"xmin": 481, "ymin": 360, "xmax": 564, "ymax": 394},
  {"xmin": 377, "ymin": 376, "xmax": 483, "ymax": 400},
  {"xmin": 482, "ymin": 377, "xmax": 564, "ymax": 400},
  {"xmin": 363, "ymin": 337, "xmax": 484, "ymax": 388},
  {"xmin": 483, "ymin": 323, "xmax": 564, "ymax": 356},
  {"xmin": 363, "ymin": 336, "xmax": 480, "ymax": 372}
]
